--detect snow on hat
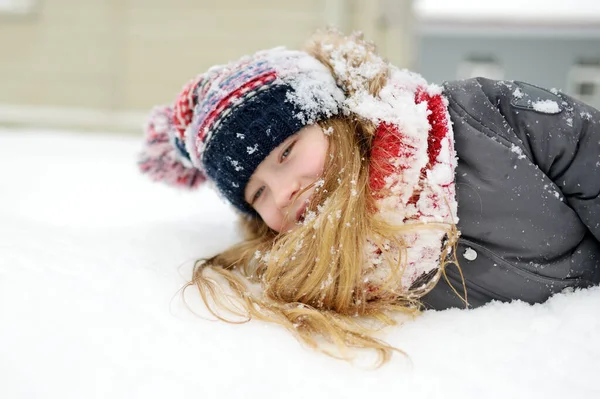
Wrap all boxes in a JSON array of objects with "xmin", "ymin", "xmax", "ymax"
[{"xmin": 139, "ymin": 47, "xmax": 345, "ymax": 214}]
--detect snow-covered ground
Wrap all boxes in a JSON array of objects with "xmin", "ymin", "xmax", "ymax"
[{"xmin": 1, "ymin": 128, "xmax": 599, "ymax": 399}]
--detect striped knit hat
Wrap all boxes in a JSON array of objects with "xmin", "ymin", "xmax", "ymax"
[{"xmin": 139, "ymin": 48, "xmax": 345, "ymax": 214}]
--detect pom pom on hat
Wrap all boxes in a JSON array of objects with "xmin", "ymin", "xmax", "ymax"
[{"xmin": 138, "ymin": 105, "xmax": 206, "ymax": 189}]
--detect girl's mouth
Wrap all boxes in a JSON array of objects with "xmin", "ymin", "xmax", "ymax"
[{"xmin": 296, "ymin": 201, "xmax": 309, "ymax": 223}]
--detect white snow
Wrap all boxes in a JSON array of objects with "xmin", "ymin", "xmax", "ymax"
[
  {"xmin": 512, "ymin": 88, "xmax": 524, "ymax": 99},
  {"xmin": 1, "ymin": 128, "xmax": 600, "ymax": 399},
  {"xmin": 532, "ymin": 99, "xmax": 561, "ymax": 114},
  {"xmin": 510, "ymin": 143, "xmax": 527, "ymax": 160},
  {"xmin": 246, "ymin": 143, "xmax": 258, "ymax": 154},
  {"xmin": 463, "ymin": 247, "xmax": 478, "ymax": 261},
  {"xmin": 268, "ymin": 48, "xmax": 344, "ymax": 124}
]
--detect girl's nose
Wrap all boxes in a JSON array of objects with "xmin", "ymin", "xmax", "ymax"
[{"xmin": 274, "ymin": 179, "xmax": 300, "ymax": 210}]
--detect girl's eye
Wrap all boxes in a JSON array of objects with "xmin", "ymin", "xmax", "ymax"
[
  {"xmin": 280, "ymin": 141, "xmax": 295, "ymax": 162},
  {"xmin": 252, "ymin": 186, "xmax": 265, "ymax": 203}
]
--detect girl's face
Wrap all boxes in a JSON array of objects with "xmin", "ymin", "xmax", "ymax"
[{"xmin": 244, "ymin": 124, "xmax": 329, "ymax": 233}]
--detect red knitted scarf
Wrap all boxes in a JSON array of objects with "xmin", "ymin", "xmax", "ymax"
[{"xmin": 362, "ymin": 88, "xmax": 457, "ymax": 294}]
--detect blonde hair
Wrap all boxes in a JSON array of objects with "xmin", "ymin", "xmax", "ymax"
[{"xmin": 184, "ymin": 30, "xmax": 460, "ymax": 366}]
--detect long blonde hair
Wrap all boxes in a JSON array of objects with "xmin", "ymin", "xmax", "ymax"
[{"xmin": 183, "ymin": 30, "xmax": 460, "ymax": 366}]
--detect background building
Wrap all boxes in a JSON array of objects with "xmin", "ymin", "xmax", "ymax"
[
  {"xmin": 0, "ymin": 0, "xmax": 413, "ymax": 132},
  {"xmin": 1, "ymin": 0, "xmax": 599, "ymax": 132},
  {"xmin": 415, "ymin": 0, "xmax": 600, "ymax": 108}
]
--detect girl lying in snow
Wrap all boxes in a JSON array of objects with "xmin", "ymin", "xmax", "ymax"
[{"xmin": 139, "ymin": 30, "xmax": 600, "ymax": 364}]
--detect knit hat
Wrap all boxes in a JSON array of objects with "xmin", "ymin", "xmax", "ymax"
[{"xmin": 139, "ymin": 48, "xmax": 345, "ymax": 214}]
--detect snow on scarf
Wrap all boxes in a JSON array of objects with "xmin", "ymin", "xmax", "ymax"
[{"xmin": 324, "ymin": 43, "xmax": 458, "ymax": 296}]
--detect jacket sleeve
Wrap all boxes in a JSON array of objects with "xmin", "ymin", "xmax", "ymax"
[{"xmin": 480, "ymin": 79, "xmax": 600, "ymax": 242}]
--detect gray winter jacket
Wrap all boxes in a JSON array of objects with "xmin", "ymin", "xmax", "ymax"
[{"xmin": 423, "ymin": 78, "xmax": 600, "ymax": 310}]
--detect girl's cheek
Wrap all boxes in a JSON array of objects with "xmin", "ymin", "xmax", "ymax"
[{"xmin": 263, "ymin": 210, "xmax": 281, "ymax": 233}]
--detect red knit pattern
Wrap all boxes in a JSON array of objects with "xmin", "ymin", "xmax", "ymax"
[
  {"xmin": 368, "ymin": 89, "xmax": 450, "ymax": 206},
  {"xmin": 174, "ymin": 78, "xmax": 202, "ymax": 141},
  {"xmin": 362, "ymin": 88, "xmax": 455, "ymax": 292},
  {"xmin": 172, "ymin": 72, "xmax": 278, "ymax": 144},
  {"xmin": 197, "ymin": 72, "xmax": 277, "ymax": 142},
  {"xmin": 139, "ymin": 106, "xmax": 206, "ymax": 189},
  {"xmin": 369, "ymin": 122, "xmax": 410, "ymax": 193},
  {"xmin": 416, "ymin": 89, "xmax": 448, "ymax": 169}
]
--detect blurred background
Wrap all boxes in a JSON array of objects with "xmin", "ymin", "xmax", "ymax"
[{"xmin": 0, "ymin": 0, "xmax": 599, "ymax": 133}]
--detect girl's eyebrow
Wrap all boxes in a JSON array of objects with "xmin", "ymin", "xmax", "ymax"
[{"xmin": 277, "ymin": 133, "xmax": 298, "ymax": 148}]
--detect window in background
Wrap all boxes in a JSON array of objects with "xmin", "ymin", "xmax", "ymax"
[
  {"xmin": 457, "ymin": 55, "xmax": 504, "ymax": 80},
  {"xmin": 568, "ymin": 58, "xmax": 600, "ymax": 108},
  {"xmin": 0, "ymin": 0, "xmax": 35, "ymax": 13}
]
